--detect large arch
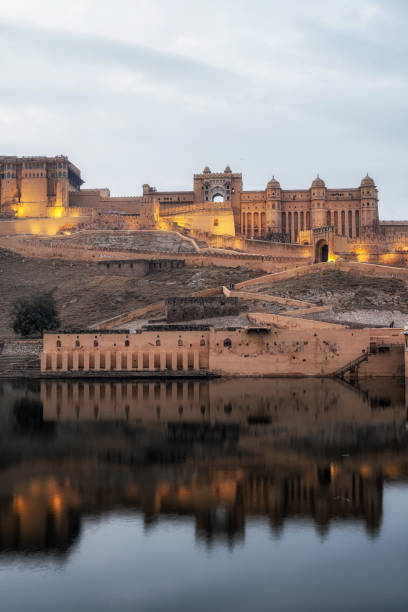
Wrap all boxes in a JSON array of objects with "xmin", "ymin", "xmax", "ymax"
[
  {"xmin": 207, "ymin": 184, "xmax": 228, "ymax": 202},
  {"xmin": 315, "ymin": 239, "xmax": 329, "ymax": 263}
]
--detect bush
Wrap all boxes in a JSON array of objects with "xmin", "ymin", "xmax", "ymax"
[{"xmin": 12, "ymin": 292, "xmax": 60, "ymax": 337}]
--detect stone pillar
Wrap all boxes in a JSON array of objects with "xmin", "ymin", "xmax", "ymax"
[
  {"xmin": 138, "ymin": 351, "xmax": 144, "ymax": 370},
  {"xmin": 149, "ymin": 351, "xmax": 155, "ymax": 370},
  {"xmin": 51, "ymin": 352, "xmax": 58, "ymax": 371},
  {"xmin": 126, "ymin": 352, "xmax": 132, "ymax": 370},
  {"xmin": 83, "ymin": 351, "xmax": 90, "ymax": 371},
  {"xmin": 62, "ymin": 352, "xmax": 68, "ymax": 371},
  {"xmin": 105, "ymin": 351, "xmax": 111, "ymax": 371},
  {"xmin": 94, "ymin": 351, "xmax": 100, "ymax": 371},
  {"xmin": 116, "ymin": 351, "xmax": 122, "ymax": 370},
  {"xmin": 72, "ymin": 352, "xmax": 79, "ymax": 371},
  {"xmin": 40, "ymin": 353, "xmax": 48, "ymax": 372},
  {"xmin": 172, "ymin": 352, "xmax": 178, "ymax": 371},
  {"xmin": 193, "ymin": 351, "xmax": 200, "ymax": 371},
  {"xmin": 182, "ymin": 351, "xmax": 189, "ymax": 371},
  {"xmin": 251, "ymin": 213, "xmax": 254, "ymax": 238},
  {"xmin": 160, "ymin": 351, "xmax": 166, "ymax": 370}
]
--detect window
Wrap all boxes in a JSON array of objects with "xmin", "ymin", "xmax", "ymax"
[
  {"xmin": 75, "ymin": 340, "xmax": 80, "ymax": 347},
  {"xmin": 223, "ymin": 338, "xmax": 232, "ymax": 348},
  {"xmin": 214, "ymin": 219, "xmax": 219, "ymax": 227},
  {"xmin": 94, "ymin": 340, "xmax": 99, "ymax": 347},
  {"xmin": 178, "ymin": 339, "xmax": 183, "ymax": 347},
  {"xmin": 156, "ymin": 339, "xmax": 161, "ymax": 346},
  {"xmin": 56, "ymin": 340, "xmax": 61, "ymax": 347},
  {"xmin": 125, "ymin": 340, "xmax": 130, "ymax": 347},
  {"xmin": 200, "ymin": 339, "xmax": 205, "ymax": 346}
]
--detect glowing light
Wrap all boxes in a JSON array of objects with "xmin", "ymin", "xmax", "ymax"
[
  {"xmin": 13, "ymin": 496, "xmax": 25, "ymax": 511},
  {"xmin": 52, "ymin": 494, "xmax": 62, "ymax": 512},
  {"xmin": 328, "ymin": 256, "xmax": 337, "ymax": 263}
]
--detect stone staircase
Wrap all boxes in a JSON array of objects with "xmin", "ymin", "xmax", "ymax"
[
  {"xmin": 0, "ymin": 354, "xmax": 41, "ymax": 378},
  {"xmin": 334, "ymin": 352, "xmax": 369, "ymax": 379}
]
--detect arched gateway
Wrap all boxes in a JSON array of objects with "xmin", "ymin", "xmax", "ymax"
[{"xmin": 315, "ymin": 239, "xmax": 329, "ymax": 263}]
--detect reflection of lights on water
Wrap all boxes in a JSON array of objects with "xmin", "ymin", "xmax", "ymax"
[{"xmin": 53, "ymin": 495, "xmax": 62, "ymax": 512}]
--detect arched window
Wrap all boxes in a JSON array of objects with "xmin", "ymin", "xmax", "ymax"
[
  {"xmin": 223, "ymin": 338, "xmax": 232, "ymax": 348},
  {"xmin": 156, "ymin": 339, "xmax": 161, "ymax": 346},
  {"xmin": 178, "ymin": 339, "xmax": 183, "ymax": 347},
  {"xmin": 200, "ymin": 339, "xmax": 205, "ymax": 346},
  {"xmin": 56, "ymin": 340, "xmax": 61, "ymax": 347},
  {"xmin": 125, "ymin": 339, "xmax": 130, "ymax": 347}
]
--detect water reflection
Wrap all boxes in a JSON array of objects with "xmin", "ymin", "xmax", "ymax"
[{"xmin": 0, "ymin": 378, "xmax": 407, "ymax": 558}]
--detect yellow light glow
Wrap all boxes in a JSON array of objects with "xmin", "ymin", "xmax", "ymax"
[
  {"xmin": 52, "ymin": 494, "xmax": 62, "ymax": 512},
  {"xmin": 13, "ymin": 496, "xmax": 25, "ymax": 511}
]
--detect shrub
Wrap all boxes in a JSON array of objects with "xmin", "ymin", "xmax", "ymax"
[{"xmin": 12, "ymin": 292, "xmax": 60, "ymax": 337}]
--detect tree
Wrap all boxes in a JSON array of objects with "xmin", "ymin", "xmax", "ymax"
[{"xmin": 12, "ymin": 292, "xmax": 60, "ymax": 337}]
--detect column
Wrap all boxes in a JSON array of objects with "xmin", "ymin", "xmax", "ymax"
[
  {"xmin": 51, "ymin": 352, "xmax": 58, "ymax": 371},
  {"xmin": 105, "ymin": 351, "xmax": 111, "ymax": 371},
  {"xmin": 193, "ymin": 351, "xmax": 200, "ymax": 371},
  {"xmin": 138, "ymin": 351, "xmax": 144, "ymax": 370},
  {"xmin": 126, "ymin": 352, "xmax": 132, "ymax": 370},
  {"xmin": 116, "ymin": 351, "xmax": 122, "ymax": 370},
  {"xmin": 83, "ymin": 351, "xmax": 90, "ymax": 371},
  {"xmin": 72, "ymin": 352, "xmax": 79, "ymax": 371},
  {"xmin": 40, "ymin": 352, "xmax": 47, "ymax": 372},
  {"xmin": 251, "ymin": 213, "xmax": 255, "ymax": 238},
  {"xmin": 160, "ymin": 351, "xmax": 166, "ymax": 370},
  {"xmin": 149, "ymin": 351, "xmax": 155, "ymax": 370},
  {"xmin": 62, "ymin": 352, "xmax": 68, "ymax": 371},
  {"xmin": 182, "ymin": 350, "xmax": 189, "ymax": 371},
  {"xmin": 172, "ymin": 352, "xmax": 178, "ymax": 371}
]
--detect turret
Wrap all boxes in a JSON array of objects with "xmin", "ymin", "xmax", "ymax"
[
  {"xmin": 310, "ymin": 175, "xmax": 327, "ymax": 229},
  {"xmin": 265, "ymin": 176, "xmax": 282, "ymax": 232},
  {"xmin": 360, "ymin": 174, "xmax": 378, "ymax": 229}
]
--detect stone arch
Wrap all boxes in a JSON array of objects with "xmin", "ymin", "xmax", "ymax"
[
  {"xmin": 315, "ymin": 238, "xmax": 329, "ymax": 263},
  {"xmin": 208, "ymin": 184, "xmax": 227, "ymax": 202}
]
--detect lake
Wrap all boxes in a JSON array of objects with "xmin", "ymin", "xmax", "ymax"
[{"xmin": 0, "ymin": 377, "xmax": 408, "ymax": 612}]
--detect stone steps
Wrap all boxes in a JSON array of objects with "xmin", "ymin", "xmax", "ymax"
[{"xmin": 0, "ymin": 355, "xmax": 41, "ymax": 377}]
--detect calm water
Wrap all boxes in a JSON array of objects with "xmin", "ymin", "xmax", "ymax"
[{"xmin": 1, "ymin": 377, "xmax": 408, "ymax": 612}]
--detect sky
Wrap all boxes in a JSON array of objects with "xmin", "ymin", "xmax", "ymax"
[{"xmin": 0, "ymin": 0, "xmax": 407, "ymax": 218}]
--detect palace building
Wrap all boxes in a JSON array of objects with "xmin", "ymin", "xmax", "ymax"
[
  {"xmin": 0, "ymin": 155, "xmax": 83, "ymax": 218},
  {"xmin": 0, "ymin": 157, "xmax": 380, "ymax": 243}
]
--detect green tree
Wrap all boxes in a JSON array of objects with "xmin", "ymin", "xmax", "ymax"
[{"xmin": 12, "ymin": 292, "xmax": 60, "ymax": 337}]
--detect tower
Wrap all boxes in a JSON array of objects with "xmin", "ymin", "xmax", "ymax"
[
  {"xmin": 360, "ymin": 175, "xmax": 378, "ymax": 229},
  {"xmin": 310, "ymin": 175, "xmax": 327, "ymax": 229},
  {"xmin": 265, "ymin": 177, "xmax": 282, "ymax": 233}
]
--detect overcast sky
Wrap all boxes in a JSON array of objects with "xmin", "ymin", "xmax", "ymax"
[{"xmin": 0, "ymin": 0, "xmax": 407, "ymax": 217}]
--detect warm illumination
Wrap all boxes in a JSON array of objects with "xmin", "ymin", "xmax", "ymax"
[
  {"xmin": 52, "ymin": 494, "xmax": 62, "ymax": 512},
  {"xmin": 13, "ymin": 495, "xmax": 25, "ymax": 511}
]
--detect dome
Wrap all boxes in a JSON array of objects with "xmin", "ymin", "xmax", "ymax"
[
  {"xmin": 224, "ymin": 165, "xmax": 232, "ymax": 173},
  {"xmin": 360, "ymin": 174, "xmax": 375, "ymax": 187},
  {"xmin": 267, "ymin": 176, "xmax": 281, "ymax": 188},
  {"xmin": 311, "ymin": 174, "xmax": 326, "ymax": 188},
  {"xmin": 203, "ymin": 166, "xmax": 211, "ymax": 174}
]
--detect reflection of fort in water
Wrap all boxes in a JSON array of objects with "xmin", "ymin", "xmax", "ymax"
[{"xmin": 1, "ymin": 378, "xmax": 408, "ymax": 558}]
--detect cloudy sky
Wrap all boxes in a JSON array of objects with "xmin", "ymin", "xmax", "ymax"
[{"xmin": 1, "ymin": 0, "xmax": 407, "ymax": 217}]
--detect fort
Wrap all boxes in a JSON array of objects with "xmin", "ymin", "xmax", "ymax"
[{"xmin": 1, "ymin": 155, "xmax": 408, "ymax": 380}]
